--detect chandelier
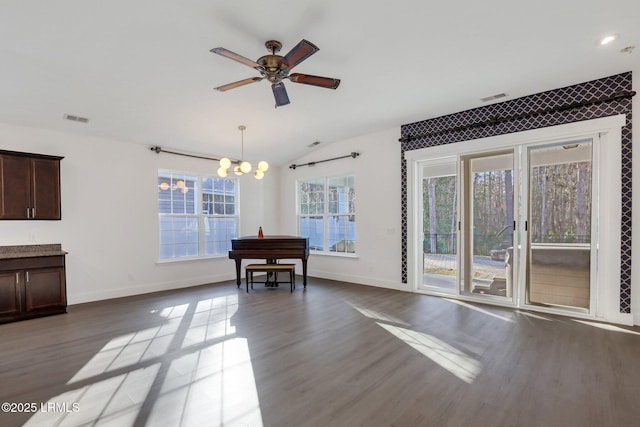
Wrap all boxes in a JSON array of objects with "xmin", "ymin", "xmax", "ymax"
[{"xmin": 217, "ymin": 125, "xmax": 269, "ymax": 180}]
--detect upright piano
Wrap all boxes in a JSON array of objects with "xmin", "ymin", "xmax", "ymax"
[{"xmin": 229, "ymin": 235, "xmax": 310, "ymax": 288}]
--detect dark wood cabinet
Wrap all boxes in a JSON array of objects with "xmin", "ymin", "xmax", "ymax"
[
  {"xmin": 0, "ymin": 271, "xmax": 21, "ymax": 318},
  {"xmin": 0, "ymin": 150, "xmax": 63, "ymax": 220},
  {"xmin": 0, "ymin": 253, "xmax": 67, "ymax": 324}
]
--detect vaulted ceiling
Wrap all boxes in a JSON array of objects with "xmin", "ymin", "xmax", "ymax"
[{"xmin": 0, "ymin": 1, "xmax": 638, "ymax": 165}]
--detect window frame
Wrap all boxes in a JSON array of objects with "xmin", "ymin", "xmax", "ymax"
[
  {"xmin": 157, "ymin": 169, "xmax": 239, "ymax": 261},
  {"xmin": 297, "ymin": 174, "xmax": 356, "ymax": 255}
]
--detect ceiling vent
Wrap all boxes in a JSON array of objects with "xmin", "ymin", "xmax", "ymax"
[
  {"xmin": 63, "ymin": 114, "xmax": 90, "ymax": 123},
  {"xmin": 480, "ymin": 93, "xmax": 507, "ymax": 102}
]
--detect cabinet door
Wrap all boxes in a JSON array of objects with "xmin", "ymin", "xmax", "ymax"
[
  {"xmin": 0, "ymin": 154, "xmax": 31, "ymax": 219},
  {"xmin": 0, "ymin": 271, "xmax": 21, "ymax": 316},
  {"xmin": 31, "ymin": 158, "xmax": 61, "ymax": 219},
  {"xmin": 24, "ymin": 268, "xmax": 66, "ymax": 311}
]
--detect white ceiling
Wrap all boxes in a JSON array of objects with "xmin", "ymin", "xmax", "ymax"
[{"xmin": 0, "ymin": 0, "xmax": 638, "ymax": 166}]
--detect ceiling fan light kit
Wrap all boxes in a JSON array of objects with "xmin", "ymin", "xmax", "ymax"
[{"xmin": 211, "ymin": 39, "xmax": 340, "ymax": 107}]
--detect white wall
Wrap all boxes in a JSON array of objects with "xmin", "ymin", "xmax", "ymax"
[
  {"xmin": 279, "ymin": 128, "xmax": 406, "ymax": 291},
  {"xmin": 0, "ymin": 122, "xmax": 279, "ymax": 304}
]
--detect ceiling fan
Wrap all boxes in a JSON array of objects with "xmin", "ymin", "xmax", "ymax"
[{"xmin": 210, "ymin": 39, "xmax": 340, "ymax": 107}]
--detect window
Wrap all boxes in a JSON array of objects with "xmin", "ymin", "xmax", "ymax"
[
  {"xmin": 298, "ymin": 175, "xmax": 355, "ymax": 253},
  {"xmin": 158, "ymin": 170, "xmax": 238, "ymax": 260}
]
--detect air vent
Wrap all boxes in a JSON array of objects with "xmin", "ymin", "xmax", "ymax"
[
  {"xmin": 307, "ymin": 141, "xmax": 321, "ymax": 148},
  {"xmin": 480, "ymin": 93, "xmax": 507, "ymax": 102},
  {"xmin": 63, "ymin": 114, "xmax": 90, "ymax": 123}
]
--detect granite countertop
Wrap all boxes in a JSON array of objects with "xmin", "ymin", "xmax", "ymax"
[{"xmin": 0, "ymin": 244, "xmax": 67, "ymax": 259}]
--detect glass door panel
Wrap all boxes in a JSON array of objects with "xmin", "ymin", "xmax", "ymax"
[
  {"xmin": 527, "ymin": 140, "xmax": 592, "ymax": 310},
  {"xmin": 463, "ymin": 152, "xmax": 514, "ymax": 299},
  {"xmin": 421, "ymin": 163, "xmax": 457, "ymax": 293}
]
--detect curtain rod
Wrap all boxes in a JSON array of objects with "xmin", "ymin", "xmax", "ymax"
[
  {"xmin": 399, "ymin": 90, "xmax": 636, "ymax": 143},
  {"xmin": 289, "ymin": 152, "xmax": 360, "ymax": 170},
  {"xmin": 150, "ymin": 146, "xmax": 236, "ymax": 163}
]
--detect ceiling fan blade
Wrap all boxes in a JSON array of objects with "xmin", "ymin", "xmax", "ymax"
[
  {"xmin": 272, "ymin": 83, "xmax": 290, "ymax": 107},
  {"xmin": 210, "ymin": 47, "xmax": 262, "ymax": 70},
  {"xmin": 288, "ymin": 73, "xmax": 340, "ymax": 89},
  {"xmin": 215, "ymin": 77, "xmax": 263, "ymax": 92},
  {"xmin": 281, "ymin": 39, "xmax": 319, "ymax": 72}
]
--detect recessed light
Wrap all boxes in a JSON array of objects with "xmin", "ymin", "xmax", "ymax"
[{"xmin": 600, "ymin": 34, "xmax": 618, "ymax": 45}]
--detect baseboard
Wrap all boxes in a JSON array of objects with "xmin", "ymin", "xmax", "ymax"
[
  {"xmin": 307, "ymin": 269, "xmax": 409, "ymax": 292},
  {"xmin": 595, "ymin": 311, "xmax": 635, "ymax": 326},
  {"xmin": 68, "ymin": 272, "xmax": 237, "ymax": 305}
]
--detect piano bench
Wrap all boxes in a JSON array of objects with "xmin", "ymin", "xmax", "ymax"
[{"xmin": 245, "ymin": 264, "xmax": 296, "ymax": 293}]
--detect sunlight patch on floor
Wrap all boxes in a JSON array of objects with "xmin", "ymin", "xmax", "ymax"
[
  {"xmin": 26, "ymin": 294, "xmax": 262, "ymax": 426},
  {"xmin": 573, "ymin": 319, "xmax": 640, "ymax": 335},
  {"xmin": 145, "ymin": 337, "xmax": 262, "ymax": 427},
  {"xmin": 443, "ymin": 298, "xmax": 514, "ymax": 323},
  {"xmin": 516, "ymin": 310, "xmax": 555, "ymax": 322},
  {"xmin": 348, "ymin": 303, "xmax": 411, "ymax": 326},
  {"xmin": 377, "ymin": 322, "xmax": 482, "ymax": 383},
  {"xmin": 68, "ymin": 324, "xmax": 174, "ymax": 384},
  {"xmin": 24, "ymin": 364, "xmax": 161, "ymax": 427}
]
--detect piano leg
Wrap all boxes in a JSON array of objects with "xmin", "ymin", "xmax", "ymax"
[
  {"xmin": 266, "ymin": 259, "xmax": 278, "ymax": 287},
  {"xmin": 235, "ymin": 259, "xmax": 242, "ymax": 288},
  {"xmin": 302, "ymin": 260, "xmax": 308, "ymax": 288}
]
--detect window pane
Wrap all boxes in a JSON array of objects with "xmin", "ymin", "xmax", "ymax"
[
  {"xmin": 202, "ymin": 177, "xmax": 213, "ymax": 193},
  {"xmin": 328, "ymin": 175, "xmax": 355, "ymax": 214},
  {"xmin": 299, "ymin": 179, "xmax": 324, "ymax": 215},
  {"xmin": 530, "ymin": 159, "xmax": 591, "ymax": 244},
  {"xmin": 328, "ymin": 215, "xmax": 356, "ymax": 253},
  {"xmin": 204, "ymin": 217, "xmax": 237, "ymax": 255},
  {"xmin": 300, "ymin": 216, "xmax": 324, "ymax": 251},
  {"xmin": 202, "ymin": 194, "xmax": 213, "ymax": 214},
  {"xmin": 158, "ymin": 173, "xmax": 197, "ymax": 214},
  {"xmin": 159, "ymin": 215, "xmax": 199, "ymax": 259}
]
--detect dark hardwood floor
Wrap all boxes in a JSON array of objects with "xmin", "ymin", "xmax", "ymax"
[{"xmin": 1, "ymin": 277, "xmax": 639, "ymax": 427}]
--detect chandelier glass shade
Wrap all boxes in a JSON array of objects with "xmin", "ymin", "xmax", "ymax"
[{"xmin": 217, "ymin": 125, "xmax": 268, "ymax": 180}]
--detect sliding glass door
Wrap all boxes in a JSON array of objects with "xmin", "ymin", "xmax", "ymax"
[
  {"xmin": 525, "ymin": 140, "xmax": 593, "ymax": 310},
  {"xmin": 461, "ymin": 151, "xmax": 515, "ymax": 300},
  {"xmin": 413, "ymin": 140, "xmax": 597, "ymax": 313},
  {"xmin": 408, "ymin": 116, "xmax": 624, "ymax": 321},
  {"xmin": 457, "ymin": 144, "xmax": 593, "ymax": 309},
  {"xmin": 420, "ymin": 162, "xmax": 458, "ymax": 293}
]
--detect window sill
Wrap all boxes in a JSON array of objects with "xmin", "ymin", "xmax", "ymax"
[
  {"xmin": 155, "ymin": 254, "xmax": 229, "ymax": 264},
  {"xmin": 310, "ymin": 251, "xmax": 359, "ymax": 259}
]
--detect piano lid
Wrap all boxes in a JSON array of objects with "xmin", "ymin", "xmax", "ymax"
[
  {"xmin": 231, "ymin": 235, "xmax": 308, "ymax": 247},
  {"xmin": 233, "ymin": 235, "xmax": 305, "ymax": 241},
  {"xmin": 230, "ymin": 235, "xmax": 309, "ymax": 254}
]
